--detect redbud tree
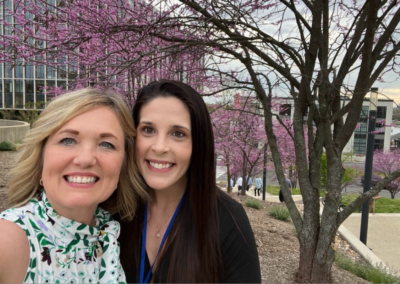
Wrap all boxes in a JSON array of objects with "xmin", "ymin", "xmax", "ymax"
[
  {"xmin": 211, "ymin": 93, "xmax": 268, "ymax": 194},
  {"xmin": 373, "ymin": 149, "xmax": 400, "ymax": 199}
]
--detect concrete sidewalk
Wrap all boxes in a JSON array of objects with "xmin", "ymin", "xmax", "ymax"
[
  {"xmin": 231, "ymin": 186, "xmax": 400, "ymax": 276},
  {"xmin": 342, "ymin": 213, "xmax": 400, "ymax": 275}
]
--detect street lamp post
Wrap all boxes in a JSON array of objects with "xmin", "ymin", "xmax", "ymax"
[{"xmin": 360, "ymin": 87, "xmax": 378, "ymax": 245}]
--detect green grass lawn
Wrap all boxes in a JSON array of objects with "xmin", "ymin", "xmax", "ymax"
[
  {"xmin": 341, "ymin": 194, "xmax": 400, "ymax": 213},
  {"xmin": 265, "ymin": 187, "xmax": 400, "ymax": 213},
  {"xmin": 265, "ymin": 185, "xmax": 301, "ymax": 195},
  {"xmin": 265, "ymin": 185, "xmax": 325, "ymax": 197}
]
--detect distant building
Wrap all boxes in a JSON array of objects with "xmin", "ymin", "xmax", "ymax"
[
  {"xmin": 0, "ymin": 0, "xmax": 198, "ymax": 111},
  {"xmin": 344, "ymin": 99, "xmax": 393, "ymax": 154},
  {"xmin": 1, "ymin": 0, "xmax": 69, "ymax": 110},
  {"xmin": 273, "ymin": 97, "xmax": 394, "ymax": 154}
]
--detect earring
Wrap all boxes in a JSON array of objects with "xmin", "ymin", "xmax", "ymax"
[{"xmin": 39, "ymin": 179, "xmax": 43, "ymax": 186}]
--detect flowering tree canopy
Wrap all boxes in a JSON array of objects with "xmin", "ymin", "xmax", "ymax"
[
  {"xmin": 373, "ymin": 149, "xmax": 400, "ymax": 199},
  {"xmin": 211, "ymin": 93, "xmax": 267, "ymax": 193}
]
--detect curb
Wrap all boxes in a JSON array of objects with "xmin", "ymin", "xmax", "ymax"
[
  {"xmin": 337, "ymin": 224, "xmax": 389, "ymax": 271},
  {"xmin": 318, "ymin": 201, "xmax": 391, "ymax": 273}
]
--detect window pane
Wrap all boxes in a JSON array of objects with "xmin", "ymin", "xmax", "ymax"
[
  {"xmin": 377, "ymin": 106, "xmax": 387, "ymax": 119},
  {"xmin": 58, "ymin": 56, "xmax": 67, "ymax": 79},
  {"xmin": 46, "ymin": 80, "xmax": 55, "ymax": 100},
  {"xmin": 15, "ymin": 80, "xmax": 23, "ymax": 108},
  {"xmin": 26, "ymin": 60, "xmax": 34, "ymax": 78},
  {"xmin": 0, "ymin": 80, "xmax": 3, "ymax": 109},
  {"xmin": 47, "ymin": 56, "xmax": 56, "ymax": 79},
  {"xmin": 4, "ymin": 62, "xmax": 13, "ymax": 78},
  {"xmin": 36, "ymin": 80, "xmax": 45, "ymax": 105},
  {"xmin": 58, "ymin": 81, "xmax": 67, "ymax": 91},
  {"xmin": 36, "ymin": 56, "xmax": 44, "ymax": 79},
  {"xmin": 279, "ymin": 104, "xmax": 291, "ymax": 116},
  {"xmin": 15, "ymin": 59, "xmax": 23, "ymax": 78},
  {"xmin": 4, "ymin": 79, "xmax": 13, "ymax": 108},
  {"xmin": 25, "ymin": 80, "xmax": 34, "ymax": 107}
]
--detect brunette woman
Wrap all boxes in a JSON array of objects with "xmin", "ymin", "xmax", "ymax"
[{"xmin": 118, "ymin": 80, "xmax": 261, "ymax": 283}]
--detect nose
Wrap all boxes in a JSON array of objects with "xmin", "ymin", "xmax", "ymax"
[
  {"xmin": 151, "ymin": 135, "xmax": 169, "ymax": 154},
  {"xmin": 73, "ymin": 144, "xmax": 97, "ymax": 167}
]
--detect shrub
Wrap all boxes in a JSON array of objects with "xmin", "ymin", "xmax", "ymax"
[
  {"xmin": 269, "ymin": 205, "xmax": 290, "ymax": 221},
  {"xmin": 0, "ymin": 141, "xmax": 16, "ymax": 151},
  {"xmin": 335, "ymin": 252, "xmax": 400, "ymax": 283},
  {"xmin": 244, "ymin": 199, "xmax": 263, "ymax": 210}
]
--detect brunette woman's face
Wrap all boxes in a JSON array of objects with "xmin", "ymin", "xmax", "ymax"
[{"xmin": 135, "ymin": 97, "xmax": 192, "ymax": 193}]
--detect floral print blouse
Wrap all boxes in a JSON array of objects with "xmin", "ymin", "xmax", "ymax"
[{"xmin": 0, "ymin": 191, "xmax": 126, "ymax": 283}]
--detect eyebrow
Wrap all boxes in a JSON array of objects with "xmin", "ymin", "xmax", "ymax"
[
  {"xmin": 139, "ymin": 121, "xmax": 191, "ymax": 132},
  {"xmin": 58, "ymin": 129, "xmax": 79, "ymax": 135},
  {"xmin": 58, "ymin": 129, "xmax": 120, "ymax": 140}
]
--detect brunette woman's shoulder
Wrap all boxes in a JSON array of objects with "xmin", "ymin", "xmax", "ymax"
[
  {"xmin": 217, "ymin": 189, "xmax": 242, "ymax": 208},
  {"xmin": 216, "ymin": 190, "xmax": 262, "ymax": 283},
  {"xmin": 216, "ymin": 190, "xmax": 251, "ymax": 233}
]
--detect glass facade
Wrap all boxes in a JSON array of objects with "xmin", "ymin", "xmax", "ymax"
[
  {"xmin": 353, "ymin": 105, "xmax": 388, "ymax": 154},
  {"xmin": 353, "ymin": 106, "xmax": 369, "ymax": 154},
  {"xmin": 0, "ymin": 0, "xmax": 71, "ymax": 110}
]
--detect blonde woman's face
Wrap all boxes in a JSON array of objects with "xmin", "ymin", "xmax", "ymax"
[{"xmin": 41, "ymin": 107, "xmax": 125, "ymax": 220}]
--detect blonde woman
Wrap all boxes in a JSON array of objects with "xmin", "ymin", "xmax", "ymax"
[{"xmin": 0, "ymin": 88, "xmax": 147, "ymax": 283}]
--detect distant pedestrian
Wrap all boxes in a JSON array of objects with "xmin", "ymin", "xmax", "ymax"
[
  {"xmin": 237, "ymin": 176, "xmax": 243, "ymax": 194},
  {"xmin": 254, "ymin": 175, "xmax": 263, "ymax": 196},
  {"xmin": 285, "ymin": 174, "xmax": 292, "ymax": 188},
  {"xmin": 246, "ymin": 175, "xmax": 253, "ymax": 191},
  {"xmin": 279, "ymin": 174, "xmax": 292, "ymax": 202},
  {"xmin": 226, "ymin": 178, "xmax": 234, "ymax": 190}
]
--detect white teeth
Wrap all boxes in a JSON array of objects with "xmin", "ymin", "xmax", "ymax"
[
  {"xmin": 149, "ymin": 161, "xmax": 173, "ymax": 169},
  {"xmin": 66, "ymin": 176, "xmax": 97, "ymax": 184}
]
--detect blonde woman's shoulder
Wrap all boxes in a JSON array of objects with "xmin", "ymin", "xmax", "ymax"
[{"xmin": 0, "ymin": 219, "xmax": 30, "ymax": 283}]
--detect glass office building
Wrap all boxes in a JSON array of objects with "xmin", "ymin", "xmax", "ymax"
[
  {"xmin": 353, "ymin": 104, "xmax": 390, "ymax": 154},
  {"xmin": 1, "ymin": 0, "xmax": 69, "ymax": 110}
]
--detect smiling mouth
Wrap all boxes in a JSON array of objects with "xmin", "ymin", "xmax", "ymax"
[
  {"xmin": 148, "ymin": 161, "xmax": 174, "ymax": 169},
  {"xmin": 64, "ymin": 176, "xmax": 99, "ymax": 184}
]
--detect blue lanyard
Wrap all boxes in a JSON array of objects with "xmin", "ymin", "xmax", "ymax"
[{"xmin": 139, "ymin": 192, "xmax": 186, "ymax": 283}]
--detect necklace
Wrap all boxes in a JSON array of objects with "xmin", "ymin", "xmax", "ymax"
[
  {"xmin": 156, "ymin": 224, "xmax": 161, "ymax": 238},
  {"xmin": 154, "ymin": 211, "xmax": 175, "ymax": 238}
]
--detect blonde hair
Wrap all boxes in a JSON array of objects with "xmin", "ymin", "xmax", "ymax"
[{"xmin": 7, "ymin": 88, "xmax": 147, "ymax": 221}]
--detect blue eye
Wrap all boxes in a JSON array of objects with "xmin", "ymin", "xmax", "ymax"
[
  {"xmin": 60, "ymin": 138, "xmax": 75, "ymax": 145},
  {"xmin": 99, "ymin": 141, "xmax": 115, "ymax": 149}
]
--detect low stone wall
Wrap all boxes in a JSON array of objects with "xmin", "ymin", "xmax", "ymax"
[{"xmin": 0, "ymin": 119, "xmax": 30, "ymax": 143}]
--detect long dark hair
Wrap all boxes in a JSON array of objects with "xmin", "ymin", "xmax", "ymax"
[{"xmin": 119, "ymin": 80, "xmax": 222, "ymax": 282}]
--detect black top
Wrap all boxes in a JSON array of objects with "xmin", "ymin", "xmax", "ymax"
[{"xmin": 121, "ymin": 193, "xmax": 261, "ymax": 283}]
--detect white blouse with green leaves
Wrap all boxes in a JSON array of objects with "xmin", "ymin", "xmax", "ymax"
[{"xmin": 0, "ymin": 191, "xmax": 126, "ymax": 283}]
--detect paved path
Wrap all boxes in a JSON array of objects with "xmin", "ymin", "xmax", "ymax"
[{"xmin": 342, "ymin": 213, "xmax": 400, "ymax": 275}]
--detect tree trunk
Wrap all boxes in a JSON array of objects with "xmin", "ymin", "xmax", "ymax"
[
  {"xmin": 241, "ymin": 154, "xmax": 247, "ymax": 195},
  {"xmin": 296, "ymin": 157, "xmax": 344, "ymax": 283},
  {"xmin": 226, "ymin": 164, "xmax": 232, "ymax": 193},
  {"xmin": 297, "ymin": 230, "xmax": 336, "ymax": 283}
]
